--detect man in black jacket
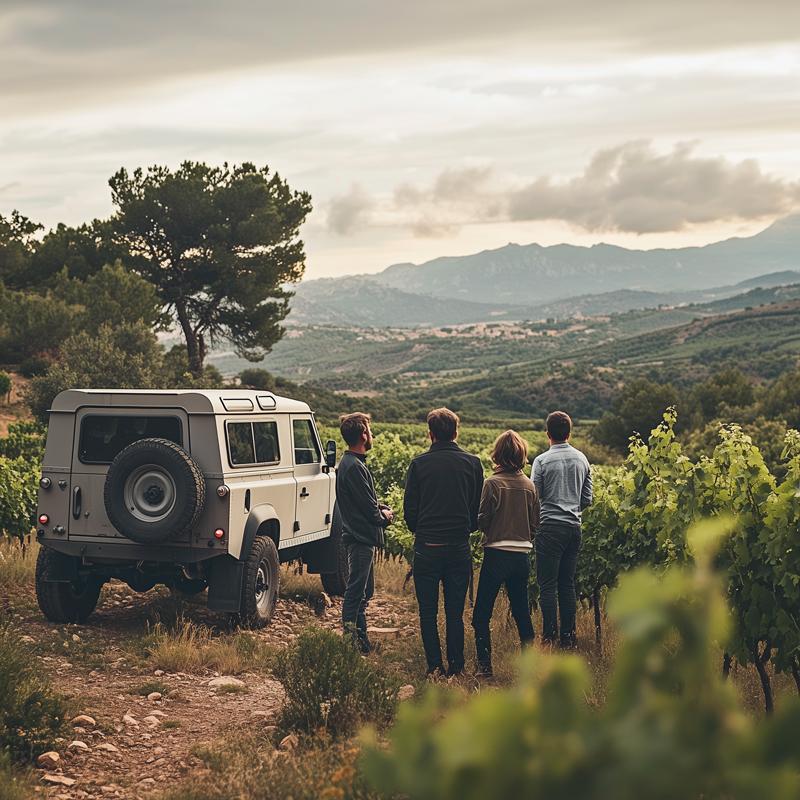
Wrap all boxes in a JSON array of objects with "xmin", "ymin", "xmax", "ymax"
[
  {"xmin": 404, "ymin": 407, "xmax": 484, "ymax": 676},
  {"xmin": 336, "ymin": 412, "xmax": 393, "ymax": 653}
]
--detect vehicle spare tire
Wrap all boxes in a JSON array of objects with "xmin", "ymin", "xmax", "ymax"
[{"xmin": 104, "ymin": 438, "xmax": 206, "ymax": 545}]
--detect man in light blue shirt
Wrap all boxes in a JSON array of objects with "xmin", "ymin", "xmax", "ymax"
[{"xmin": 532, "ymin": 410, "xmax": 592, "ymax": 647}]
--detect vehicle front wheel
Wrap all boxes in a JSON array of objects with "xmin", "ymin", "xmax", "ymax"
[
  {"xmin": 239, "ymin": 536, "xmax": 279, "ymax": 628},
  {"xmin": 35, "ymin": 548, "xmax": 103, "ymax": 624}
]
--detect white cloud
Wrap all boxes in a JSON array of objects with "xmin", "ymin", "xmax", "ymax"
[
  {"xmin": 327, "ymin": 184, "xmax": 374, "ymax": 235},
  {"xmin": 508, "ymin": 141, "xmax": 800, "ymax": 233}
]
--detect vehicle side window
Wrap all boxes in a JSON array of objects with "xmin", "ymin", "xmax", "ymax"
[
  {"xmin": 227, "ymin": 422, "xmax": 255, "ymax": 466},
  {"xmin": 292, "ymin": 419, "xmax": 321, "ymax": 465},
  {"xmin": 254, "ymin": 421, "xmax": 280, "ymax": 463},
  {"xmin": 79, "ymin": 416, "xmax": 182, "ymax": 464},
  {"xmin": 226, "ymin": 420, "xmax": 281, "ymax": 467}
]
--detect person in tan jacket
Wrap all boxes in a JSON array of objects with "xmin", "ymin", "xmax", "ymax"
[{"xmin": 471, "ymin": 430, "xmax": 540, "ymax": 677}]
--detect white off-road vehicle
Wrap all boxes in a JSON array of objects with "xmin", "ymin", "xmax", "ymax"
[{"xmin": 34, "ymin": 389, "xmax": 346, "ymax": 627}]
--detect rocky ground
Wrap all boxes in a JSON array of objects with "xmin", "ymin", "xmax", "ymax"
[{"xmin": 6, "ymin": 569, "xmax": 419, "ymax": 800}]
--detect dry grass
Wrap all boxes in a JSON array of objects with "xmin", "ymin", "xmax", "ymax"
[
  {"xmin": 279, "ymin": 564, "xmax": 326, "ymax": 603},
  {"xmin": 0, "ymin": 536, "xmax": 37, "ymax": 588},
  {"xmin": 165, "ymin": 734, "xmax": 376, "ymax": 800},
  {"xmin": 144, "ymin": 619, "xmax": 275, "ymax": 674}
]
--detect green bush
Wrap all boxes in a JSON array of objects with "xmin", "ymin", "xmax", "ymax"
[
  {"xmin": 273, "ymin": 628, "xmax": 397, "ymax": 737},
  {"xmin": 0, "ymin": 625, "xmax": 67, "ymax": 764},
  {"xmin": 0, "ymin": 456, "xmax": 38, "ymax": 539},
  {"xmin": 0, "ymin": 421, "xmax": 45, "ymax": 462},
  {"xmin": 0, "ymin": 372, "xmax": 10, "ymax": 401},
  {"xmin": 362, "ymin": 521, "xmax": 800, "ymax": 800}
]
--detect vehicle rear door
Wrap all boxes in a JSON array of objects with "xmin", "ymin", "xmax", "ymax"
[{"xmin": 68, "ymin": 409, "xmax": 188, "ymax": 540}]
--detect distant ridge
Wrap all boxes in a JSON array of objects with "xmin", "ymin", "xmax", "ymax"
[{"xmin": 291, "ymin": 215, "xmax": 800, "ymax": 327}]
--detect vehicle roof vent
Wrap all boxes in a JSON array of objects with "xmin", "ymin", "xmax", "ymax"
[
  {"xmin": 221, "ymin": 397, "xmax": 255, "ymax": 412},
  {"xmin": 257, "ymin": 394, "xmax": 277, "ymax": 411}
]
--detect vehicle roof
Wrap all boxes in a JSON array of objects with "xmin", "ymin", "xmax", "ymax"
[{"xmin": 49, "ymin": 389, "xmax": 312, "ymax": 415}]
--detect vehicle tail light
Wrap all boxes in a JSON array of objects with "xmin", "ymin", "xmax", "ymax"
[
  {"xmin": 38, "ymin": 514, "xmax": 49, "ymax": 525},
  {"xmin": 213, "ymin": 528, "xmax": 225, "ymax": 540}
]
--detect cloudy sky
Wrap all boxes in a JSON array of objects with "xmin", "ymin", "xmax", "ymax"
[{"xmin": 2, "ymin": 1, "xmax": 799, "ymax": 279}]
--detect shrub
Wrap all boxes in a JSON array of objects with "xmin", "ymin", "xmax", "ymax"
[
  {"xmin": 273, "ymin": 627, "xmax": 397, "ymax": 737},
  {"xmin": 0, "ymin": 421, "xmax": 45, "ymax": 461},
  {"xmin": 0, "ymin": 625, "xmax": 67, "ymax": 764}
]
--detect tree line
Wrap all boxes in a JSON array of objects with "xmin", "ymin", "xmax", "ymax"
[{"xmin": 0, "ymin": 162, "xmax": 311, "ymax": 411}]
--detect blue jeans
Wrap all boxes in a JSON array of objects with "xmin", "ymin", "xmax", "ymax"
[
  {"xmin": 413, "ymin": 542, "xmax": 471, "ymax": 675},
  {"xmin": 472, "ymin": 548, "xmax": 535, "ymax": 674},
  {"xmin": 341, "ymin": 542, "xmax": 375, "ymax": 652},
  {"xmin": 535, "ymin": 524, "xmax": 581, "ymax": 646}
]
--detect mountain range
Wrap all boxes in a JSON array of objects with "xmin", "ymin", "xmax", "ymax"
[{"xmin": 289, "ymin": 215, "xmax": 800, "ymax": 326}]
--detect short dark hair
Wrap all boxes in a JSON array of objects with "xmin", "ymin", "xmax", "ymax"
[
  {"xmin": 340, "ymin": 412, "xmax": 371, "ymax": 446},
  {"xmin": 427, "ymin": 407, "xmax": 459, "ymax": 442},
  {"xmin": 546, "ymin": 411, "xmax": 572, "ymax": 442},
  {"xmin": 491, "ymin": 430, "xmax": 528, "ymax": 472}
]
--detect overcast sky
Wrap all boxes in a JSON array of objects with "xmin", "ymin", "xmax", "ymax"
[{"xmin": 2, "ymin": 1, "xmax": 799, "ymax": 279}]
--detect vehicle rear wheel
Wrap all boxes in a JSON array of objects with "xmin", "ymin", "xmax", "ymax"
[
  {"xmin": 35, "ymin": 548, "xmax": 103, "ymax": 624},
  {"xmin": 239, "ymin": 536, "xmax": 279, "ymax": 628},
  {"xmin": 320, "ymin": 506, "xmax": 348, "ymax": 596}
]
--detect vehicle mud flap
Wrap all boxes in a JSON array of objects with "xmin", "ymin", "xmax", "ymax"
[
  {"xmin": 40, "ymin": 548, "xmax": 80, "ymax": 582},
  {"xmin": 207, "ymin": 554, "xmax": 245, "ymax": 613},
  {"xmin": 301, "ymin": 534, "xmax": 337, "ymax": 574}
]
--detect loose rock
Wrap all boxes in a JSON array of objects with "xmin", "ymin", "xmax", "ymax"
[
  {"xmin": 122, "ymin": 713, "xmax": 140, "ymax": 727},
  {"xmin": 42, "ymin": 774, "xmax": 75, "ymax": 787},
  {"xmin": 71, "ymin": 715, "xmax": 96, "ymax": 728},
  {"xmin": 36, "ymin": 752, "xmax": 60, "ymax": 770},
  {"xmin": 67, "ymin": 740, "xmax": 89, "ymax": 751},
  {"xmin": 146, "ymin": 692, "xmax": 162, "ymax": 701},
  {"xmin": 397, "ymin": 684, "xmax": 416, "ymax": 701},
  {"xmin": 279, "ymin": 733, "xmax": 298, "ymax": 751},
  {"xmin": 208, "ymin": 676, "xmax": 245, "ymax": 689},
  {"xmin": 96, "ymin": 743, "xmax": 120, "ymax": 753}
]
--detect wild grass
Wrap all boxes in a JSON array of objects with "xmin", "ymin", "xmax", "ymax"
[
  {"xmin": 0, "ymin": 624, "xmax": 67, "ymax": 764},
  {"xmin": 0, "ymin": 536, "xmax": 36, "ymax": 588},
  {"xmin": 165, "ymin": 734, "xmax": 376, "ymax": 800},
  {"xmin": 131, "ymin": 680, "xmax": 169, "ymax": 696},
  {"xmin": 0, "ymin": 755, "xmax": 30, "ymax": 800},
  {"xmin": 143, "ymin": 619, "xmax": 275, "ymax": 674}
]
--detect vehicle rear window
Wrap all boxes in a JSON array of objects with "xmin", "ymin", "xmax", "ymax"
[
  {"xmin": 79, "ymin": 416, "xmax": 182, "ymax": 464},
  {"xmin": 293, "ymin": 419, "xmax": 321, "ymax": 465},
  {"xmin": 226, "ymin": 421, "xmax": 280, "ymax": 467}
]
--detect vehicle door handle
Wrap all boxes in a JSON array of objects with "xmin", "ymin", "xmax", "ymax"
[
  {"xmin": 300, "ymin": 488, "xmax": 310, "ymax": 498},
  {"xmin": 72, "ymin": 486, "xmax": 82, "ymax": 519}
]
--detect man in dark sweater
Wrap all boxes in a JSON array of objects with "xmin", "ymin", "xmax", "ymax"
[
  {"xmin": 403, "ymin": 408, "xmax": 484, "ymax": 676},
  {"xmin": 336, "ymin": 413, "xmax": 393, "ymax": 653}
]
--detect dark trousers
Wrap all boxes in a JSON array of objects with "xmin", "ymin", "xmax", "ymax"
[
  {"xmin": 535, "ymin": 524, "xmax": 581, "ymax": 646},
  {"xmin": 413, "ymin": 542, "xmax": 471, "ymax": 675},
  {"xmin": 471, "ymin": 548, "xmax": 535, "ymax": 673},
  {"xmin": 341, "ymin": 541, "xmax": 375, "ymax": 652}
]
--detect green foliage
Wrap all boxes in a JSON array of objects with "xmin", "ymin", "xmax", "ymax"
[
  {"xmin": 0, "ymin": 422, "xmax": 45, "ymax": 462},
  {"xmin": 0, "ymin": 372, "xmax": 10, "ymax": 400},
  {"xmin": 273, "ymin": 628, "xmax": 397, "ymax": 737},
  {"xmin": 593, "ymin": 378, "xmax": 680, "ymax": 452},
  {"xmin": 51, "ymin": 263, "xmax": 170, "ymax": 334},
  {"xmin": 0, "ymin": 211, "xmax": 41, "ymax": 289},
  {"xmin": 238, "ymin": 368, "xmax": 276, "ymax": 391},
  {"xmin": 109, "ymin": 161, "xmax": 312, "ymax": 377},
  {"xmin": 0, "ymin": 625, "xmax": 67, "ymax": 764},
  {"xmin": 26, "ymin": 322, "xmax": 167, "ymax": 422},
  {"xmin": 362, "ymin": 529, "xmax": 800, "ymax": 800},
  {"xmin": 0, "ymin": 457, "xmax": 38, "ymax": 539}
]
